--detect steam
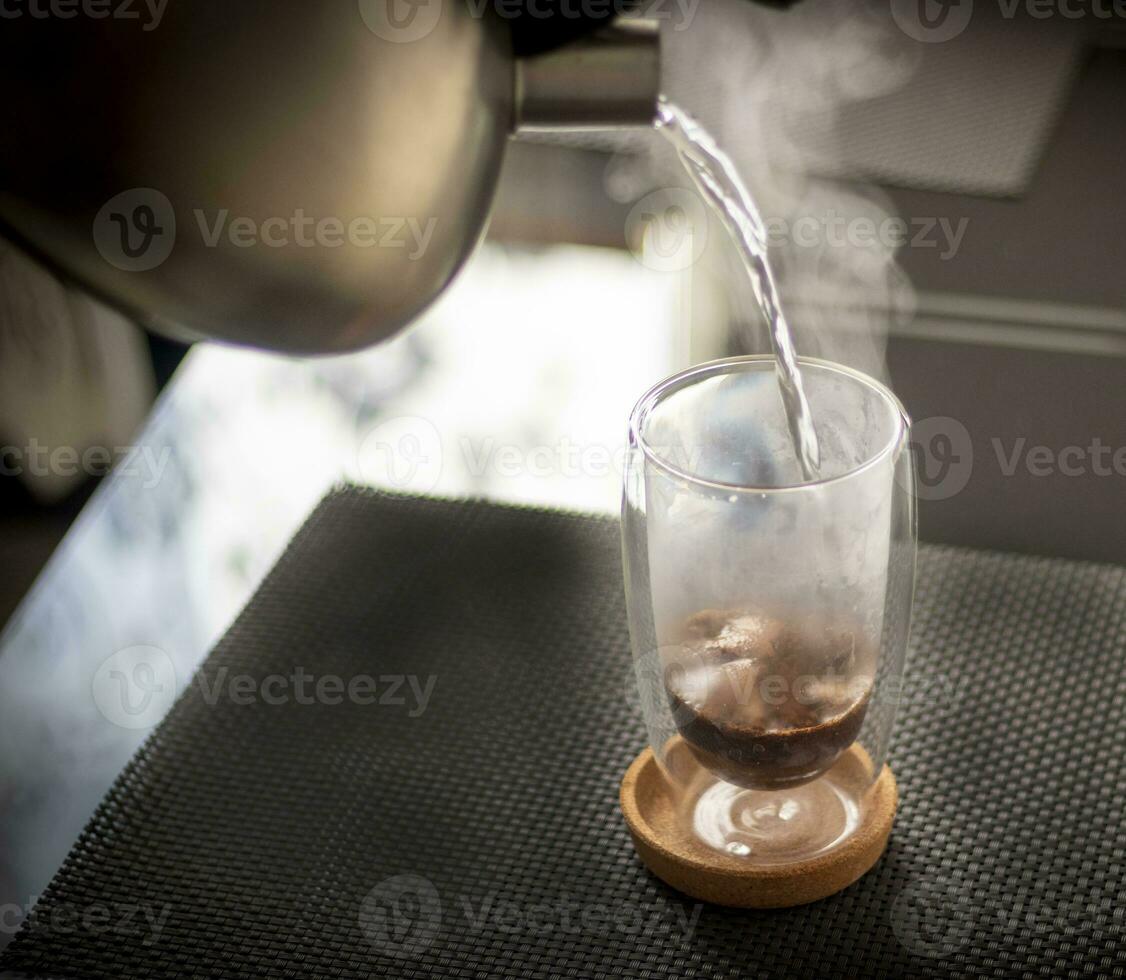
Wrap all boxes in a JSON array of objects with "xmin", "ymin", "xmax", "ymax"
[{"xmin": 610, "ymin": 0, "xmax": 920, "ymax": 382}]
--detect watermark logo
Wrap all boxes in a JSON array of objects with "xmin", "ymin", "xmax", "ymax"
[
  {"xmin": 92, "ymin": 645, "xmax": 179, "ymax": 730},
  {"xmin": 93, "ymin": 188, "xmax": 176, "ymax": 272},
  {"xmin": 626, "ymin": 187, "xmax": 709, "ymax": 274},
  {"xmin": 358, "ymin": 0, "xmax": 443, "ymax": 43},
  {"xmin": 895, "ymin": 0, "xmax": 1126, "ymax": 37},
  {"xmin": 94, "ymin": 191, "xmax": 438, "ymax": 273},
  {"xmin": 359, "ymin": 875, "xmax": 443, "ymax": 959},
  {"xmin": 354, "ymin": 422, "xmax": 711, "ymax": 490},
  {"xmin": 900, "ymin": 419, "xmax": 1126, "ymax": 500},
  {"xmin": 904, "ymin": 416, "xmax": 974, "ymax": 501},
  {"xmin": 891, "ymin": 874, "xmax": 976, "ymax": 957},
  {"xmin": 892, "ymin": 873, "xmax": 1124, "ymax": 959},
  {"xmin": 93, "ymin": 657, "xmax": 437, "ymax": 730},
  {"xmin": 622, "ymin": 645, "xmax": 695, "ymax": 726},
  {"xmin": 891, "ymin": 0, "xmax": 975, "ymax": 42},
  {"xmin": 356, "ymin": 415, "xmax": 444, "ymax": 492}
]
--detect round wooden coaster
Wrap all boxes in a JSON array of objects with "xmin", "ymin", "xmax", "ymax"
[{"xmin": 620, "ymin": 742, "xmax": 897, "ymax": 908}]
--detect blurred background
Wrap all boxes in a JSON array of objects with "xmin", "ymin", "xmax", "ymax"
[{"xmin": 1, "ymin": 0, "xmax": 1124, "ymax": 942}]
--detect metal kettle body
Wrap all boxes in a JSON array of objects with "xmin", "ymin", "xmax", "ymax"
[{"xmin": 0, "ymin": 4, "xmax": 658, "ymax": 353}]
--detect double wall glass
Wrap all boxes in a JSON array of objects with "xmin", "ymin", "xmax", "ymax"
[{"xmin": 623, "ymin": 356, "xmax": 916, "ymax": 864}]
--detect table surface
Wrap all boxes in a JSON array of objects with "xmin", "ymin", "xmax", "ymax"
[
  {"xmin": 2, "ymin": 489, "xmax": 1123, "ymax": 979},
  {"xmin": 0, "ymin": 244, "xmax": 685, "ymax": 943}
]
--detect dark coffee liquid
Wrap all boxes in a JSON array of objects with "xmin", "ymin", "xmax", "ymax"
[{"xmin": 665, "ymin": 611, "xmax": 871, "ymax": 790}]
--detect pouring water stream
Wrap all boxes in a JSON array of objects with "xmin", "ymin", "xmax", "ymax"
[{"xmin": 656, "ymin": 99, "xmax": 822, "ymax": 482}]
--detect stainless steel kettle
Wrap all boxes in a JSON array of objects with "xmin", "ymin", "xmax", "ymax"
[{"xmin": 0, "ymin": 4, "xmax": 658, "ymax": 353}]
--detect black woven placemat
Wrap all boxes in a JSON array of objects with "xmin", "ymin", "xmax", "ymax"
[{"xmin": 2, "ymin": 487, "xmax": 1124, "ymax": 979}]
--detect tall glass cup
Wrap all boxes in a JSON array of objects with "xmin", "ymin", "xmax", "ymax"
[{"xmin": 623, "ymin": 356, "xmax": 915, "ymax": 864}]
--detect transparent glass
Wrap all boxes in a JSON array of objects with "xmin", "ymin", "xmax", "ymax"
[{"xmin": 623, "ymin": 356, "xmax": 916, "ymax": 864}]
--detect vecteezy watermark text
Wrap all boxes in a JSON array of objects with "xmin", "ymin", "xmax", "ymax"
[
  {"xmin": 1, "ymin": 898, "xmax": 171, "ymax": 948},
  {"xmin": 91, "ymin": 644, "xmax": 439, "ymax": 730},
  {"xmin": 358, "ymin": 0, "xmax": 699, "ymax": 44},
  {"xmin": 892, "ymin": 871, "xmax": 1125, "ymax": 959},
  {"xmin": 765, "ymin": 212, "xmax": 969, "ymax": 259},
  {"xmin": 626, "ymin": 190, "xmax": 970, "ymax": 274},
  {"xmin": 358, "ymin": 874, "xmax": 702, "ymax": 960},
  {"xmin": 456, "ymin": 891, "xmax": 702, "ymax": 940},
  {"xmin": 993, "ymin": 436, "xmax": 1126, "ymax": 478},
  {"xmin": 906, "ymin": 417, "xmax": 1126, "ymax": 500},
  {"xmin": 354, "ymin": 415, "xmax": 714, "ymax": 493},
  {"xmin": 193, "ymin": 210, "xmax": 437, "ymax": 258},
  {"xmin": 892, "ymin": 0, "xmax": 1126, "ymax": 44},
  {"xmin": 194, "ymin": 667, "xmax": 437, "ymax": 715},
  {"xmin": 624, "ymin": 647, "xmax": 963, "ymax": 728},
  {"xmin": 0, "ymin": 0, "xmax": 168, "ymax": 30},
  {"xmin": 0, "ymin": 439, "xmax": 170, "ymax": 489},
  {"xmin": 93, "ymin": 188, "xmax": 438, "ymax": 272}
]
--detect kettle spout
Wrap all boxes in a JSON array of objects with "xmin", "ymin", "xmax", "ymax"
[{"xmin": 514, "ymin": 19, "xmax": 661, "ymax": 132}]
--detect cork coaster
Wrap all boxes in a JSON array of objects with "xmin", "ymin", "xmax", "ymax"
[{"xmin": 620, "ymin": 740, "xmax": 897, "ymax": 908}]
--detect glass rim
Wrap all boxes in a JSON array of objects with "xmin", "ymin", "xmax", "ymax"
[{"xmin": 628, "ymin": 355, "xmax": 911, "ymax": 495}]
